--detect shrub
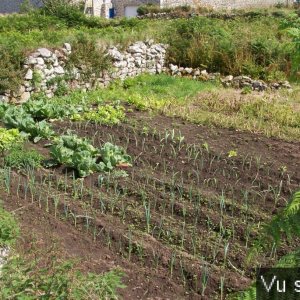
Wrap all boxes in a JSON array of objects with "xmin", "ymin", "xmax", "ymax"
[
  {"xmin": 280, "ymin": 14, "xmax": 300, "ymax": 76},
  {"xmin": 66, "ymin": 34, "xmax": 112, "ymax": 81},
  {"xmin": 41, "ymin": 0, "xmax": 86, "ymax": 27},
  {"xmin": 165, "ymin": 16, "xmax": 293, "ymax": 80},
  {"xmin": 137, "ymin": 4, "xmax": 162, "ymax": 16},
  {"xmin": 0, "ymin": 47, "xmax": 24, "ymax": 94}
]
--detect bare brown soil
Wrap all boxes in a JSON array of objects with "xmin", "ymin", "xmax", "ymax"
[{"xmin": 1, "ymin": 109, "xmax": 299, "ymax": 299}]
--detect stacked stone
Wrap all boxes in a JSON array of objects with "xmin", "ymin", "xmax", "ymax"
[
  {"xmin": 18, "ymin": 44, "xmax": 71, "ymax": 102},
  {"xmin": 168, "ymin": 64, "xmax": 292, "ymax": 91},
  {"xmin": 0, "ymin": 41, "xmax": 292, "ymax": 104},
  {"xmin": 108, "ymin": 40, "xmax": 167, "ymax": 81}
]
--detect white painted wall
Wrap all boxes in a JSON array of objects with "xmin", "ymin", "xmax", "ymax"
[{"xmin": 124, "ymin": 5, "xmax": 138, "ymax": 17}]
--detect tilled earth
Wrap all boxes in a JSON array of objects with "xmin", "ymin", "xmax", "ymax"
[{"xmin": 1, "ymin": 109, "xmax": 300, "ymax": 299}]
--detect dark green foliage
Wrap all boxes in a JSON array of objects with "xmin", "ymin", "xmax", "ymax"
[
  {"xmin": 4, "ymin": 145, "xmax": 44, "ymax": 170},
  {"xmin": 0, "ymin": 206, "xmax": 19, "ymax": 247},
  {"xmin": 0, "ymin": 47, "xmax": 24, "ymax": 94},
  {"xmin": 165, "ymin": 16, "xmax": 293, "ymax": 80},
  {"xmin": 0, "ymin": 12, "xmax": 66, "ymax": 33},
  {"xmin": 280, "ymin": 12, "xmax": 300, "ymax": 73},
  {"xmin": 41, "ymin": 0, "xmax": 90, "ymax": 27},
  {"xmin": 230, "ymin": 191, "xmax": 300, "ymax": 300},
  {"xmin": 137, "ymin": 4, "xmax": 171, "ymax": 16},
  {"xmin": 137, "ymin": 4, "xmax": 192, "ymax": 16},
  {"xmin": 265, "ymin": 190, "xmax": 300, "ymax": 245},
  {"xmin": 40, "ymin": 0, "xmax": 113, "ymax": 28},
  {"xmin": 248, "ymin": 190, "xmax": 300, "ymax": 263}
]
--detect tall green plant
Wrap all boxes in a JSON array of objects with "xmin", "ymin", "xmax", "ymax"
[{"xmin": 249, "ymin": 189, "xmax": 300, "ymax": 258}]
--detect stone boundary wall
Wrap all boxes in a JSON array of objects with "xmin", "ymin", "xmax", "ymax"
[
  {"xmin": 0, "ymin": 40, "xmax": 291, "ymax": 103},
  {"xmin": 0, "ymin": 40, "xmax": 167, "ymax": 103},
  {"xmin": 167, "ymin": 64, "xmax": 292, "ymax": 91},
  {"xmin": 160, "ymin": 0, "xmax": 289, "ymax": 10}
]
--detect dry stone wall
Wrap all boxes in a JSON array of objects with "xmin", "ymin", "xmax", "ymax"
[
  {"xmin": 160, "ymin": 0, "xmax": 289, "ymax": 9},
  {"xmin": 168, "ymin": 64, "xmax": 292, "ymax": 91},
  {"xmin": 0, "ymin": 40, "xmax": 292, "ymax": 103},
  {"xmin": 0, "ymin": 40, "xmax": 167, "ymax": 103}
]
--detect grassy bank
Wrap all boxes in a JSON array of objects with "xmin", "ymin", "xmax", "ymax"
[{"xmin": 0, "ymin": 6, "xmax": 299, "ymax": 94}]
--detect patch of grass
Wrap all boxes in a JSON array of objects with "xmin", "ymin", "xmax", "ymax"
[
  {"xmin": 122, "ymin": 74, "xmax": 218, "ymax": 100},
  {"xmin": 0, "ymin": 254, "xmax": 125, "ymax": 299},
  {"xmin": 166, "ymin": 89, "xmax": 300, "ymax": 140},
  {"xmin": 69, "ymin": 74, "xmax": 300, "ymax": 141},
  {"xmin": 35, "ymin": 73, "xmax": 300, "ymax": 140}
]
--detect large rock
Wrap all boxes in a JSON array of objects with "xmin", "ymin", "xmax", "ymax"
[
  {"xmin": 25, "ymin": 56, "xmax": 37, "ymax": 65},
  {"xmin": 24, "ymin": 69, "xmax": 33, "ymax": 80},
  {"xmin": 169, "ymin": 64, "xmax": 178, "ymax": 73},
  {"xmin": 108, "ymin": 47, "xmax": 124, "ymax": 61},
  {"xmin": 0, "ymin": 95, "xmax": 8, "ymax": 102},
  {"xmin": 36, "ymin": 57, "xmax": 45, "ymax": 65},
  {"xmin": 63, "ymin": 43, "xmax": 71, "ymax": 52},
  {"xmin": 127, "ymin": 42, "xmax": 146, "ymax": 54},
  {"xmin": 54, "ymin": 66, "xmax": 65, "ymax": 75},
  {"xmin": 20, "ymin": 91, "xmax": 31, "ymax": 103},
  {"xmin": 37, "ymin": 48, "xmax": 52, "ymax": 58}
]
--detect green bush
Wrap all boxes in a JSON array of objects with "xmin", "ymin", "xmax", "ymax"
[
  {"xmin": 0, "ymin": 206, "xmax": 19, "ymax": 247},
  {"xmin": 0, "ymin": 47, "xmax": 24, "ymax": 94},
  {"xmin": 165, "ymin": 16, "xmax": 293, "ymax": 80},
  {"xmin": 66, "ymin": 34, "xmax": 112, "ymax": 80},
  {"xmin": 137, "ymin": 4, "xmax": 162, "ymax": 16}
]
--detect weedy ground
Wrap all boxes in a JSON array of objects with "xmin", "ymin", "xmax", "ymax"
[{"xmin": 0, "ymin": 74, "xmax": 299, "ymax": 299}]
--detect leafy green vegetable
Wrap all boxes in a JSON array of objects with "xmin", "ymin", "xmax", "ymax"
[
  {"xmin": 75, "ymin": 104, "xmax": 125, "ymax": 125},
  {"xmin": 24, "ymin": 97, "xmax": 85, "ymax": 120},
  {"xmin": 50, "ymin": 133, "xmax": 100, "ymax": 177},
  {"xmin": 99, "ymin": 142, "xmax": 132, "ymax": 171},
  {"xmin": 2, "ymin": 106, "xmax": 54, "ymax": 142},
  {"xmin": 50, "ymin": 133, "xmax": 131, "ymax": 177},
  {"xmin": 0, "ymin": 128, "xmax": 23, "ymax": 152},
  {"xmin": 0, "ymin": 102, "xmax": 9, "ymax": 118}
]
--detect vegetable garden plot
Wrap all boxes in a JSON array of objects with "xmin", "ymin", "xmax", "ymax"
[{"xmin": 1, "ymin": 109, "xmax": 299, "ymax": 299}]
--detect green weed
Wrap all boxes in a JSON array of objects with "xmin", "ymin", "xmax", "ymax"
[
  {"xmin": 4, "ymin": 145, "xmax": 44, "ymax": 170},
  {"xmin": 0, "ymin": 206, "xmax": 19, "ymax": 247}
]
